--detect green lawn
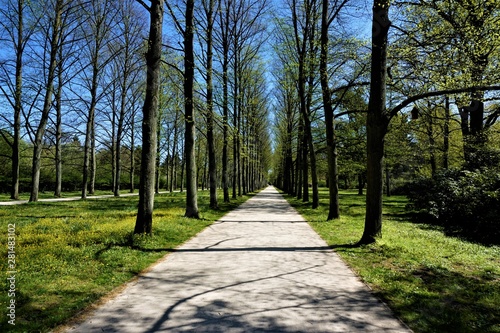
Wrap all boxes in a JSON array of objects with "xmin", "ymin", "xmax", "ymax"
[
  {"xmin": 0, "ymin": 190, "xmax": 117, "ymax": 201},
  {"xmin": 284, "ymin": 188, "xmax": 500, "ymax": 333},
  {"xmin": 0, "ymin": 190, "xmax": 256, "ymax": 332}
]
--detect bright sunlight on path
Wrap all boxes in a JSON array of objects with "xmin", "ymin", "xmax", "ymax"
[{"xmin": 63, "ymin": 186, "xmax": 412, "ymax": 333}]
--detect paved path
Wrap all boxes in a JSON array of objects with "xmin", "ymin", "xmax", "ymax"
[{"xmin": 64, "ymin": 186, "xmax": 411, "ymax": 333}]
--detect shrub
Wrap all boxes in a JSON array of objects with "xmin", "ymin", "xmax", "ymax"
[{"xmin": 406, "ymin": 168, "xmax": 500, "ymax": 244}]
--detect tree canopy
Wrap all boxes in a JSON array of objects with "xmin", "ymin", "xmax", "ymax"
[{"xmin": 1, "ymin": 0, "xmax": 499, "ymax": 241}]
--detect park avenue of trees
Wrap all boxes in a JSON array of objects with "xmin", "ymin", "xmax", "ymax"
[{"xmin": 1, "ymin": 0, "xmax": 500, "ymax": 243}]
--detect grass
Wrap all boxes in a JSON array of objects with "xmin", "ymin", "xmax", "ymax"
[
  {"xmin": 0, "ymin": 190, "xmax": 120, "ymax": 201},
  {"xmin": 0, "ymin": 190, "xmax": 256, "ymax": 332},
  {"xmin": 284, "ymin": 188, "xmax": 500, "ymax": 333}
]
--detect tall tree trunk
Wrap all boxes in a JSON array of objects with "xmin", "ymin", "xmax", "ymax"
[
  {"xmin": 184, "ymin": 0, "xmax": 199, "ymax": 218},
  {"xmin": 385, "ymin": 161, "xmax": 391, "ymax": 197},
  {"xmin": 222, "ymin": 59, "xmax": 230, "ymax": 201},
  {"xmin": 427, "ymin": 108, "xmax": 437, "ymax": 176},
  {"xmin": 134, "ymin": 0, "xmax": 163, "ymax": 234},
  {"xmin": 180, "ymin": 145, "xmax": 185, "ymax": 193},
  {"xmin": 357, "ymin": 173, "xmax": 364, "ymax": 195},
  {"xmin": 30, "ymin": 0, "xmax": 63, "ymax": 202},
  {"xmin": 305, "ymin": 18, "xmax": 319, "ymax": 209},
  {"xmin": 11, "ymin": 0, "xmax": 24, "ymax": 200},
  {"xmin": 359, "ymin": 0, "xmax": 391, "ymax": 244},
  {"xmin": 232, "ymin": 52, "xmax": 238, "ymax": 200},
  {"xmin": 320, "ymin": 0, "xmax": 339, "ymax": 219},
  {"xmin": 443, "ymin": 96, "xmax": 450, "ymax": 170},
  {"xmin": 236, "ymin": 54, "xmax": 242, "ymax": 197},
  {"xmin": 205, "ymin": 0, "xmax": 218, "ymax": 209},
  {"xmin": 220, "ymin": 0, "xmax": 231, "ymax": 203},
  {"xmin": 301, "ymin": 124, "xmax": 309, "ymax": 202},
  {"xmin": 111, "ymin": 85, "xmax": 117, "ymax": 194},
  {"xmin": 82, "ymin": 87, "xmax": 96, "ymax": 199},
  {"xmin": 291, "ymin": 0, "xmax": 313, "ymax": 203},
  {"xmin": 89, "ymin": 123, "xmax": 96, "ymax": 194},
  {"xmin": 115, "ymin": 84, "xmax": 127, "ymax": 196},
  {"xmin": 155, "ymin": 123, "xmax": 161, "ymax": 194},
  {"xmin": 170, "ymin": 106, "xmax": 179, "ymax": 192},
  {"xmin": 54, "ymin": 49, "xmax": 63, "ymax": 198},
  {"xmin": 296, "ymin": 117, "xmax": 303, "ymax": 199},
  {"xmin": 130, "ymin": 116, "xmax": 135, "ymax": 193}
]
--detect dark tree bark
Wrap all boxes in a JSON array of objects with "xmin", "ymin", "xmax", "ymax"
[
  {"xmin": 291, "ymin": 0, "xmax": 319, "ymax": 207},
  {"xmin": 54, "ymin": 48, "xmax": 63, "ymax": 197},
  {"xmin": 30, "ymin": 0, "xmax": 63, "ymax": 202},
  {"xmin": 295, "ymin": 117, "xmax": 303, "ymax": 199},
  {"xmin": 82, "ymin": 0, "xmax": 114, "ymax": 199},
  {"xmin": 183, "ymin": 0, "xmax": 200, "ymax": 218},
  {"xmin": 357, "ymin": 173, "xmax": 365, "ymax": 195},
  {"xmin": 134, "ymin": 0, "xmax": 164, "ymax": 234},
  {"xmin": 232, "ymin": 51, "xmax": 239, "ymax": 200},
  {"xmin": 11, "ymin": 0, "xmax": 25, "ymax": 200},
  {"xmin": 89, "ymin": 125, "xmax": 96, "ymax": 194},
  {"xmin": 82, "ymin": 88, "xmax": 96, "ymax": 198},
  {"xmin": 114, "ymin": 73, "xmax": 128, "ymax": 196},
  {"xmin": 111, "ymin": 82, "xmax": 118, "ymax": 193},
  {"xmin": 170, "ymin": 106, "xmax": 179, "ymax": 192},
  {"xmin": 357, "ymin": 1, "xmax": 500, "ymax": 244},
  {"xmin": 204, "ymin": 0, "xmax": 218, "ymax": 209},
  {"xmin": 301, "ymin": 127, "xmax": 309, "ymax": 202},
  {"xmin": 359, "ymin": 0, "xmax": 391, "ymax": 244},
  {"xmin": 320, "ymin": 0, "xmax": 340, "ymax": 219},
  {"xmin": 217, "ymin": 0, "xmax": 231, "ymax": 203},
  {"xmin": 384, "ymin": 161, "xmax": 391, "ymax": 197},
  {"xmin": 130, "ymin": 111, "xmax": 136, "ymax": 193},
  {"xmin": 155, "ymin": 123, "xmax": 161, "ymax": 194},
  {"xmin": 443, "ymin": 96, "xmax": 450, "ymax": 169},
  {"xmin": 426, "ymin": 105, "xmax": 437, "ymax": 176},
  {"xmin": 180, "ymin": 144, "xmax": 185, "ymax": 192}
]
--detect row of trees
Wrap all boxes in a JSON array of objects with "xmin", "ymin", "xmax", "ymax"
[
  {"xmin": 0, "ymin": 0, "xmax": 273, "ymax": 234},
  {"xmin": 271, "ymin": 0, "xmax": 500, "ymax": 243},
  {"xmin": 0, "ymin": 0, "xmax": 148, "ymax": 201},
  {"xmin": 3, "ymin": 0, "xmax": 499, "ymax": 240},
  {"xmin": 134, "ymin": 0, "xmax": 273, "ymax": 232}
]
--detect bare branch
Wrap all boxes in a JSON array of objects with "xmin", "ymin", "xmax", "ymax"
[
  {"xmin": 390, "ymin": 85, "xmax": 500, "ymax": 119},
  {"xmin": 165, "ymin": 1, "xmax": 185, "ymax": 35},
  {"xmin": 136, "ymin": 0, "xmax": 151, "ymax": 11}
]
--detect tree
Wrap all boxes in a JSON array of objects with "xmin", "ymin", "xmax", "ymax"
[
  {"xmin": 53, "ymin": 47, "xmax": 63, "ymax": 197},
  {"xmin": 111, "ymin": 0, "xmax": 145, "ymax": 196},
  {"xmin": 28, "ymin": 0, "xmax": 66, "ymax": 202},
  {"xmin": 164, "ymin": 0, "xmax": 199, "ymax": 218},
  {"xmin": 360, "ymin": 0, "xmax": 500, "ymax": 244},
  {"xmin": 80, "ymin": 0, "xmax": 117, "ymax": 199},
  {"xmin": 0, "ymin": 0, "xmax": 38, "ymax": 199},
  {"xmin": 182, "ymin": 0, "xmax": 199, "ymax": 218},
  {"xmin": 134, "ymin": 0, "xmax": 164, "ymax": 234},
  {"xmin": 319, "ymin": 0, "xmax": 351, "ymax": 219},
  {"xmin": 290, "ymin": 0, "xmax": 321, "ymax": 208},
  {"xmin": 201, "ymin": 0, "xmax": 218, "ymax": 209},
  {"xmin": 394, "ymin": 0, "xmax": 500, "ymax": 169},
  {"xmin": 336, "ymin": 90, "xmax": 368, "ymax": 194},
  {"xmin": 214, "ymin": 0, "xmax": 232, "ymax": 203}
]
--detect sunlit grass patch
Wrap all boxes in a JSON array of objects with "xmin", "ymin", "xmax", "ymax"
[
  {"xmin": 0, "ymin": 190, "xmax": 255, "ymax": 332},
  {"xmin": 0, "ymin": 190, "xmax": 115, "ymax": 201},
  {"xmin": 284, "ymin": 188, "xmax": 500, "ymax": 333}
]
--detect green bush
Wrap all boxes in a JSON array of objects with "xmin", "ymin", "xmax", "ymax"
[{"xmin": 407, "ymin": 168, "xmax": 500, "ymax": 244}]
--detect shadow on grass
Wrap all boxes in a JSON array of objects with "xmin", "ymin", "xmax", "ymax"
[
  {"xmin": 377, "ymin": 265, "xmax": 500, "ymax": 333},
  {"xmin": 329, "ymin": 243, "xmax": 364, "ymax": 249},
  {"xmin": 401, "ymin": 211, "xmax": 500, "ymax": 246}
]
